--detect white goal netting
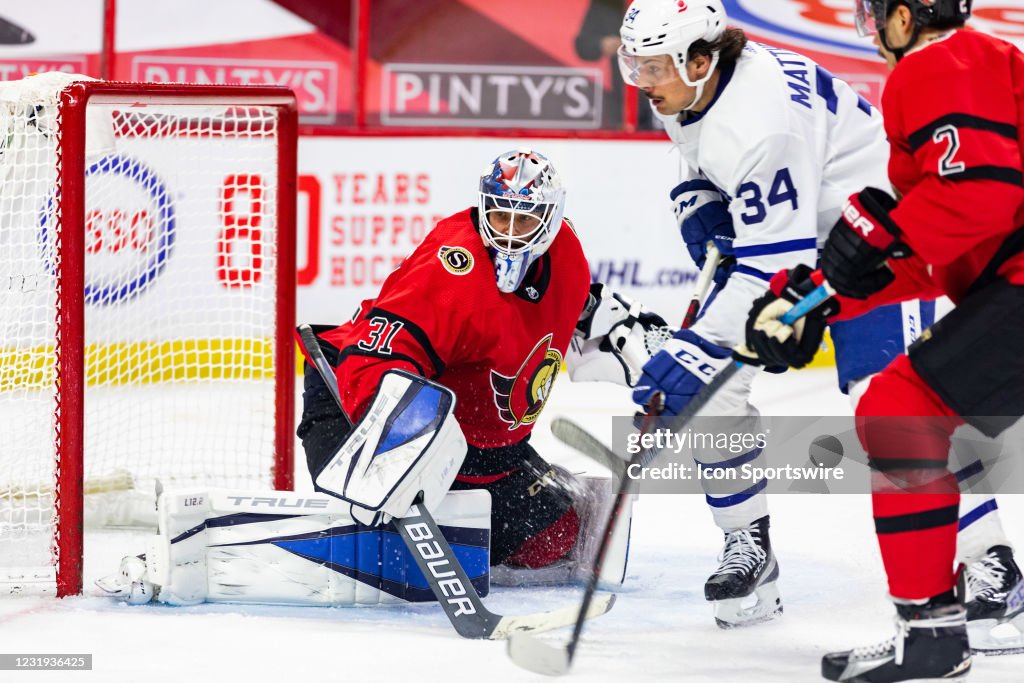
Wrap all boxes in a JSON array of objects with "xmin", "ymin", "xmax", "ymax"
[{"xmin": 0, "ymin": 73, "xmax": 293, "ymax": 595}]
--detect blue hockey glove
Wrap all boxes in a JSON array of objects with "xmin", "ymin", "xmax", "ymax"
[
  {"xmin": 632, "ymin": 328, "xmax": 734, "ymax": 416},
  {"xmin": 671, "ymin": 179, "xmax": 736, "ymax": 287}
]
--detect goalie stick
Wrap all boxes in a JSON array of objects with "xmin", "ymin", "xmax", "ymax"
[{"xmin": 296, "ymin": 324, "xmax": 615, "ymax": 640}]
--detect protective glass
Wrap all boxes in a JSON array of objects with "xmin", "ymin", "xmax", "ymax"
[
  {"xmin": 854, "ymin": 0, "xmax": 886, "ymax": 37},
  {"xmin": 617, "ymin": 47, "xmax": 680, "ymax": 87}
]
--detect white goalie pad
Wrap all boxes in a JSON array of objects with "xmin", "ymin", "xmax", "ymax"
[
  {"xmin": 315, "ymin": 370, "xmax": 467, "ymax": 525},
  {"xmin": 98, "ymin": 488, "xmax": 491, "ymax": 607},
  {"xmin": 571, "ymin": 475, "xmax": 635, "ymax": 587}
]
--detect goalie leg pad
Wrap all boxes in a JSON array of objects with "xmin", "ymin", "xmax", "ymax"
[
  {"xmin": 569, "ymin": 475, "xmax": 634, "ymax": 588},
  {"xmin": 99, "ymin": 488, "xmax": 492, "ymax": 607},
  {"xmin": 314, "ymin": 370, "xmax": 467, "ymax": 525}
]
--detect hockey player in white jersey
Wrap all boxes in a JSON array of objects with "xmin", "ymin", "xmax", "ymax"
[{"xmin": 617, "ymin": 0, "xmax": 1020, "ymax": 636}]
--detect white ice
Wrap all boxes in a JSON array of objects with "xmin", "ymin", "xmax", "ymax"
[{"xmin": 1, "ymin": 368, "xmax": 1021, "ymax": 682}]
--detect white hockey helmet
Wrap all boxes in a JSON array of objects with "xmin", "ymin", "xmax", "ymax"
[
  {"xmin": 618, "ymin": 0, "xmax": 727, "ymax": 108},
  {"xmin": 478, "ymin": 149, "xmax": 566, "ymax": 293}
]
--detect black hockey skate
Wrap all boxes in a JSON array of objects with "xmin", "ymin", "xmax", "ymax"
[
  {"xmin": 704, "ymin": 515, "xmax": 782, "ymax": 628},
  {"xmin": 821, "ymin": 596, "xmax": 971, "ymax": 682},
  {"xmin": 964, "ymin": 545, "xmax": 1024, "ymax": 655}
]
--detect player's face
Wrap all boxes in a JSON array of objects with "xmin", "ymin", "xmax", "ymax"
[
  {"xmin": 873, "ymin": 29, "xmax": 898, "ymax": 69},
  {"xmin": 873, "ymin": 5, "xmax": 913, "ymax": 70},
  {"xmin": 484, "ymin": 209, "xmax": 543, "ymax": 245},
  {"xmin": 633, "ymin": 55, "xmax": 694, "ymax": 115}
]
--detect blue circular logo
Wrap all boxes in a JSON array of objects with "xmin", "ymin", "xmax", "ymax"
[
  {"xmin": 723, "ymin": 1, "xmax": 1024, "ymax": 56},
  {"xmin": 40, "ymin": 154, "xmax": 176, "ymax": 306},
  {"xmin": 722, "ymin": 0, "xmax": 878, "ymax": 58}
]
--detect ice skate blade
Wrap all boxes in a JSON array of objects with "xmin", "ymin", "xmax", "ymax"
[
  {"xmin": 969, "ymin": 615, "xmax": 1024, "ymax": 656},
  {"xmin": 712, "ymin": 581, "xmax": 783, "ymax": 629}
]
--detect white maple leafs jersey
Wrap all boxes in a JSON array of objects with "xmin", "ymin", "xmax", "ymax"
[{"xmin": 657, "ymin": 41, "xmax": 890, "ymax": 348}]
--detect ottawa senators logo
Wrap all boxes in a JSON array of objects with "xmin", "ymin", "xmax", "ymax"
[
  {"xmin": 491, "ymin": 334, "xmax": 563, "ymax": 430},
  {"xmin": 438, "ymin": 246, "xmax": 474, "ymax": 275}
]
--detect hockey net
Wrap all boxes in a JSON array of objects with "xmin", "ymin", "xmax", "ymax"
[{"xmin": 0, "ymin": 73, "xmax": 297, "ymax": 597}]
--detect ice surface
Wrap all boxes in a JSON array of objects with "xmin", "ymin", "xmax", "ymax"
[{"xmin": 1, "ymin": 368, "xmax": 1021, "ymax": 682}]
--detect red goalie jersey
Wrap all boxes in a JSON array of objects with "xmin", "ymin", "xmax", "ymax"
[
  {"xmin": 311, "ymin": 207, "xmax": 590, "ymax": 450},
  {"xmin": 835, "ymin": 28, "xmax": 1024, "ymax": 318}
]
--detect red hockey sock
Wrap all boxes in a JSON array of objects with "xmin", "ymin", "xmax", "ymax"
[
  {"xmin": 858, "ymin": 356, "xmax": 963, "ymax": 600},
  {"xmin": 504, "ymin": 507, "xmax": 580, "ymax": 569},
  {"xmin": 873, "ymin": 478, "xmax": 959, "ymax": 600}
]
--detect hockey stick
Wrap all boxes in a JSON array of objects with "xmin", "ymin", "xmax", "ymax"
[
  {"xmin": 555, "ymin": 281, "xmax": 839, "ymax": 478},
  {"xmin": 550, "ymin": 418, "xmax": 628, "ymax": 479},
  {"xmin": 506, "ymin": 282, "xmax": 838, "ymax": 672},
  {"xmin": 296, "ymin": 324, "xmax": 615, "ymax": 640},
  {"xmin": 681, "ymin": 243, "xmax": 721, "ymax": 329},
  {"xmin": 507, "ymin": 394, "xmax": 665, "ymax": 675},
  {"xmin": 662, "ymin": 279, "xmax": 839, "ymax": 446}
]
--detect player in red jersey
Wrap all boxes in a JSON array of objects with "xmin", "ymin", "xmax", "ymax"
[
  {"xmin": 299, "ymin": 149, "xmax": 668, "ymax": 581},
  {"xmin": 740, "ymin": 1, "xmax": 1024, "ymax": 680}
]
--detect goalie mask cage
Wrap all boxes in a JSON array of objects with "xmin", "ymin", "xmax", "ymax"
[{"xmin": 0, "ymin": 75, "xmax": 297, "ymax": 597}]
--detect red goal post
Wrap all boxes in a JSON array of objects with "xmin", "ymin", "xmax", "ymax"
[{"xmin": 0, "ymin": 76, "xmax": 297, "ymax": 597}]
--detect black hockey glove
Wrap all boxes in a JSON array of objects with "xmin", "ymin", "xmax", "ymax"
[
  {"xmin": 820, "ymin": 187, "xmax": 912, "ymax": 299},
  {"xmin": 742, "ymin": 265, "xmax": 839, "ymax": 369}
]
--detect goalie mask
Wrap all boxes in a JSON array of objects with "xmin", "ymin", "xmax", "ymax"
[{"xmin": 478, "ymin": 150, "xmax": 567, "ymax": 293}]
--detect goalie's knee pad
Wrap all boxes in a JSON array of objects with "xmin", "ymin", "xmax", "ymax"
[
  {"xmin": 455, "ymin": 448, "xmax": 576, "ymax": 566},
  {"xmin": 97, "ymin": 488, "xmax": 492, "ymax": 607},
  {"xmin": 314, "ymin": 370, "xmax": 467, "ymax": 526}
]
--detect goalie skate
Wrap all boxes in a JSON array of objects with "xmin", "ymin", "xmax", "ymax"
[
  {"xmin": 95, "ymin": 556, "xmax": 155, "ymax": 605},
  {"xmin": 964, "ymin": 545, "xmax": 1024, "ymax": 656},
  {"xmin": 705, "ymin": 515, "xmax": 783, "ymax": 629}
]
